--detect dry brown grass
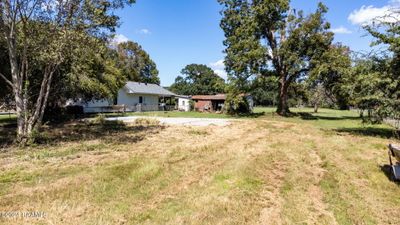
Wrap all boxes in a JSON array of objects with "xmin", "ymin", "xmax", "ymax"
[{"xmin": 0, "ymin": 110, "xmax": 400, "ymax": 224}]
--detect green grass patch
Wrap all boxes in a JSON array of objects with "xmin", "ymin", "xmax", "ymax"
[
  {"xmin": 319, "ymin": 171, "xmax": 354, "ymax": 225},
  {"xmin": 0, "ymin": 114, "xmax": 16, "ymax": 126},
  {"xmin": 256, "ymin": 107, "xmax": 398, "ymax": 138},
  {"xmin": 0, "ymin": 165, "xmax": 87, "ymax": 196},
  {"xmin": 26, "ymin": 143, "xmax": 107, "ymax": 160}
]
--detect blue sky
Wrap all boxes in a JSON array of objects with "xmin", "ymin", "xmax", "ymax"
[{"xmin": 114, "ymin": 0, "xmax": 399, "ymax": 85}]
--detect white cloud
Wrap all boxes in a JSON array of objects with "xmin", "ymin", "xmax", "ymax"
[
  {"xmin": 330, "ymin": 26, "xmax": 352, "ymax": 34},
  {"xmin": 348, "ymin": 1, "xmax": 400, "ymax": 25},
  {"xmin": 214, "ymin": 69, "xmax": 228, "ymax": 79},
  {"xmin": 210, "ymin": 59, "xmax": 224, "ymax": 68},
  {"xmin": 209, "ymin": 59, "xmax": 227, "ymax": 80},
  {"xmin": 137, "ymin": 29, "xmax": 151, "ymax": 35},
  {"xmin": 111, "ymin": 34, "xmax": 129, "ymax": 45}
]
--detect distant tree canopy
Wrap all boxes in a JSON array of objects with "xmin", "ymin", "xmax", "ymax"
[
  {"xmin": 250, "ymin": 73, "xmax": 312, "ymax": 108},
  {"xmin": 170, "ymin": 64, "xmax": 226, "ymax": 95},
  {"xmin": 250, "ymin": 76, "xmax": 279, "ymax": 106},
  {"xmin": 219, "ymin": 0, "xmax": 334, "ymax": 115},
  {"xmin": 114, "ymin": 41, "xmax": 160, "ymax": 85},
  {"xmin": 308, "ymin": 43, "xmax": 352, "ymax": 111}
]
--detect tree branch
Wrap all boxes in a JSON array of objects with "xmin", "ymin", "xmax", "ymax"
[{"xmin": 0, "ymin": 72, "xmax": 14, "ymax": 88}]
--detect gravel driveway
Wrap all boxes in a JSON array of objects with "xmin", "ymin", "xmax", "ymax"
[{"xmin": 106, "ymin": 116, "xmax": 231, "ymax": 126}]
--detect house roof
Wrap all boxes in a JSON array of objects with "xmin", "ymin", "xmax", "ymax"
[
  {"xmin": 175, "ymin": 95, "xmax": 191, "ymax": 99},
  {"xmin": 124, "ymin": 82, "xmax": 176, "ymax": 97},
  {"xmin": 191, "ymin": 94, "xmax": 226, "ymax": 100}
]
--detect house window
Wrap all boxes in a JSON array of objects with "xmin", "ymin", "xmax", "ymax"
[
  {"xmin": 182, "ymin": 100, "xmax": 185, "ymax": 106},
  {"xmin": 139, "ymin": 96, "xmax": 143, "ymax": 104}
]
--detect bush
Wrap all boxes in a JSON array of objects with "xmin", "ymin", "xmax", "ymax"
[
  {"xmin": 93, "ymin": 114, "xmax": 106, "ymax": 125},
  {"xmin": 27, "ymin": 129, "xmax": 50, "ymax": 145},
  {"xmin": 189, "ymin": 100, "xmax": 195, "ymax": 111},
  {"xmin": 225, "ymin": 94, "xmax": 251, "ymax": 114}
]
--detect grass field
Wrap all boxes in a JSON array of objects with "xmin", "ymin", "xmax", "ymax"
[{"xmin": 0, "ymin": 108, "xmax": 399, "ymax": 224}]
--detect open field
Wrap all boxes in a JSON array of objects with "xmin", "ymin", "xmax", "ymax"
[{"xmin": 0, "ymin": 108, "xmax": 400, "ymax": 224}]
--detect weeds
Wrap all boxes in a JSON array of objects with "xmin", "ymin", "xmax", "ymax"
[{"xmin": 134, "ymin": 117, "xmax": 161, "ymax": 126}]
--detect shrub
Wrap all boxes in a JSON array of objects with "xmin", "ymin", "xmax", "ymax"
[
  {"xmin": 225, "ymin": 94, "xmax": 250, "ymax": 114},
  {"xmin": 189, "ymin": 100, "xmax": 195, "ymax": 111},
  {"xmin": 93, "ymin": 114, "xmax": 106, "ymax": 125},
  {"xmin": 27, "ymin": 129, "xmax": 50, "ymax": 145}
]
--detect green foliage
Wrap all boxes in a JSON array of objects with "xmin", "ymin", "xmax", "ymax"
[
  {"xmin": 250, "ymin": 76, "xmax": 279, "ymax": 106},
  {"xmin": 287, "ymin": 82, "xmax": 309, "ymax": 107},
  {"xmin": 346, "ymin": 56, "xmax": 398, "ymax": 123},
  {"xmin": 61, "ymin": 38, "xmax": 126, "ymax": 102},
  {"xmin": 219, "ymin": 0, "xmax": 334, "ymax": 115},
  {"xmin": 308, "ymin": 44, "xmax": 352, "ymax": 110},
  {"xmin": 189, "ymin": 100, "xmax": 195, "ymax": 111},
  {"xmin": 169, "ymin": 64, "xmax": 226, "ymax": 95},
  {"xmin": 225, "ymin": 91, "xmax": 250, "ymax": 114},
  {"xmin": 0, "ymin": 0, "xmax": 135, "ymax": 141},
  {"xmin": 359, "ymin": 18, "xmax": 400, "ymax": 122},
  {"xmin": 93, "ymin": 114, "xmax": 107, "ymax": 125},
  {"xmin": 114, "ymin": 41, "xmax": 160, "ymax": 84}
]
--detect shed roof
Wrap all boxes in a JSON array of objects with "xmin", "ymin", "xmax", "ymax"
[
  {"xmin": 191, "ymin": 94, "xmax": 226, "ymax": 100},
  {"xmin": 175, "ymin": 95, "xmax": 191, "ymax": 99},
  {"xmin": 124, "ymin": 82, "xmax": 176, "ymax": 97}
]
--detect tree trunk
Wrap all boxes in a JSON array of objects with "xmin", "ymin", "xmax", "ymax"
[
  {"xmin": 277, "ymin": 78, "xmax": 290, "ymax": 116},
  {"xmin": 5, "ymin": 29, "xmax": 29, "ymax": 143},
  {"xmin": 314, "ymin": 103, "xmax": 319, "ymax": 113},
  {"xmin": 6, "ymin": 35, "xmax": 57, "ymax": 144},
  {"xmin": 15, "ymin": 97, "xmax": 28, "ymax": 143},
  {"xmin": 14, "ymin": 66, "xmax": 56, "ymax": 144}
]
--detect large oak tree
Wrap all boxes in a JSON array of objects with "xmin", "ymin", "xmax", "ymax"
[{"xmin": 219, "ymin": 0, "xmax": 333, "ymax": 115}]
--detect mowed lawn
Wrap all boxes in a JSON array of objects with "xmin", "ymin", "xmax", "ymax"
[{"xmin": 0, "ymin": 108, "xmax": 400, "ymax": 224}]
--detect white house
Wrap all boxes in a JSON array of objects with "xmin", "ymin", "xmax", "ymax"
[
  {"xmin": 117, "ymin": 81, "xmax": 176, "ymax": 111},
  {"xmin": 65, "ymin": 98, "xmax": 114, "ymax": 113},
  {"xmin": 67, "ymin": 81, "xmax": 177, "ymax": 113},
  {"xmin": 176, "ymin": 95, "xmax": 191, "ymax": 112}
]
